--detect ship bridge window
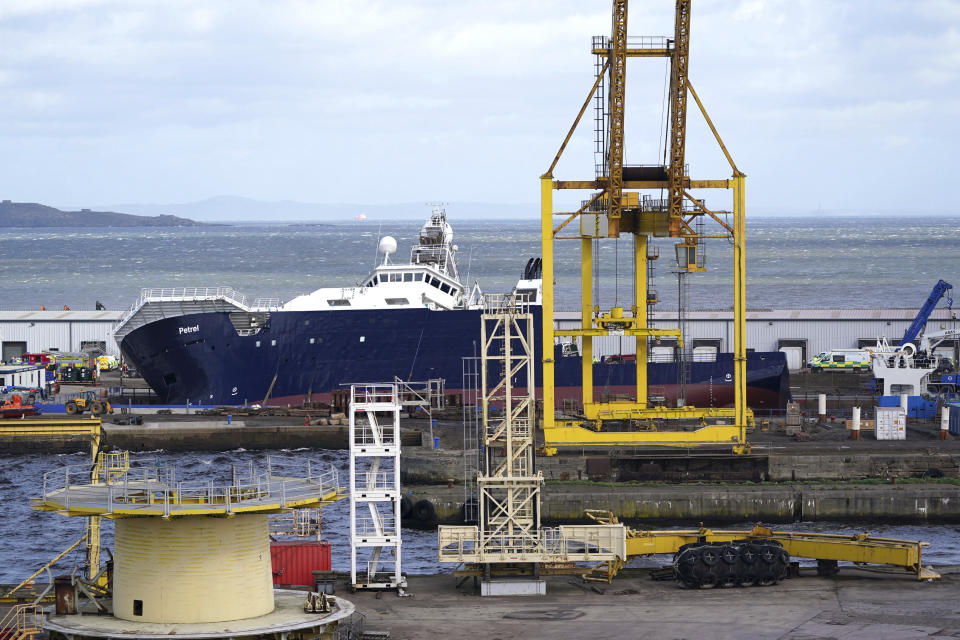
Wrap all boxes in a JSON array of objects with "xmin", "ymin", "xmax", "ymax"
[
  {"xmin": 389, "ymin": 273, "xmax": 402, "ymax": 282},
  {"xmin": 385, "ymin": 298, "xmax": 409, "ymax": 305},
  {"xmin": 428, "ymin": 277, "xmax": 439, "ymax": 288},
  {"xmin": 328, "ymin": 299, "xmax": 351, "ymax": 306},
  {"xmin": 414, "ymin": 273, "xmax": 424, "ymax": 281},
  {"xmin": 403, "ymin": 273, "xmax": 413, "ymax": 282},
  {"xmin": 440, "ymin": 283, "xmax": 451, "ymax": 294}
]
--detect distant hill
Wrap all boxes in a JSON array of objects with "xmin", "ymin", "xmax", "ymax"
[
  {"xmin": 100, "ymin": 195, "xmax": 536, "ymax": 222},
  {"xmin": 0, "ymin": 200, "xmax": 205, "ymax": 227}
]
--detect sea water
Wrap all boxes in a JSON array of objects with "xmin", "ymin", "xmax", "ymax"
[
  {"xmin": 1, "ymin": 215, "xmax": 959, "ymax": 580},
  {"xmin": 2, "ymin": 449, "xmax": 960, "ymax": 582},
  {"xmin": 1, "ymin": 216, "xmax": 957, "ymax": 312}
]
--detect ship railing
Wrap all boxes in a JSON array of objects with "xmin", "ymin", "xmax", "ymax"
[
  {"xmin": 115, "ymin": 286, "xmax": 252, "ymax": 330},
  {"xmin": 251, "ymin": 297, "xmax": 283, "ymax": 310}
]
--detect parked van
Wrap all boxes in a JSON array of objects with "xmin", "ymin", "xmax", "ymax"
[{"xmin": 808, "ymin": 349, "xmax": 872, "ymax": 372}]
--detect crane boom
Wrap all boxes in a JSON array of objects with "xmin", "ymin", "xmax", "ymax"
[
  {"xmin": 605, "ymin": 0, "xmax": 628, "ymax": 236},
  {"xmin": 667, "ymin": 0, "xmax": 691, "ymax": 236},
  {"xmin": 900, "ymin": 279, "xmax": 953, "ymax": 347}
]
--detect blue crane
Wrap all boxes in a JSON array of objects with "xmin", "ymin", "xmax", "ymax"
[{"xmin": 900, "ymin": 279, "xmax": 953, "ymax": 348}]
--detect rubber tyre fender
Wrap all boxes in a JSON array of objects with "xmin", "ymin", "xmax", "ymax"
[
  {"xmin": 675, "ymin": 547, "xmax": 701, "ymax": 577},
  {"xmin": 700, "ymin": 545, "xmax": 720, "ymax": 567},
  {"xmin": 412, "ymin": 499, "xmax": 435, "ymax": 522},
  {"xmin": 758, "ymin": 544, "xmax": 779, "ymax": 565},
  {"xmin": 400, "ymin": 495, "xmax": 413, "ymax": 520}
]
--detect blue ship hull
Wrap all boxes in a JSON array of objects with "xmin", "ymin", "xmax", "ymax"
[{"xmin": 120, "ymin": 308, "xmax": 788, "ymax": 409}]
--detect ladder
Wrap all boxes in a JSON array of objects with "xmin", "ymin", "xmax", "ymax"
[{"xmin": 348, "ymin": 384, "xmax": 406, "ymax": 591}]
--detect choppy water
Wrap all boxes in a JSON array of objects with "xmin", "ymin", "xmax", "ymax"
[
  {"xmin": 2, "ymin": 216, "xmax": 960, "ymax": 581},
  {"xmin": 3, "ymin": 450, "xmax": 960, "ymax": 583},
  {"xmin": 1, "ymin": 216, "xmax": 957, "ymax": 312},
  {"xmin": 0, "ymin": 449, "xmax": 443, "ymax": 583}
]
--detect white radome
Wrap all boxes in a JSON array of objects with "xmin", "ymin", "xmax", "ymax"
[{"xmin": 379, "ymin": 236, "xmax": 398, "ymax": 256}]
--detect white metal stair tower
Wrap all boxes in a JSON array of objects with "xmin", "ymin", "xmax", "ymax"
[{"xmin": 348, "ymin": 383, "xmax": 406, "ymax": 591}]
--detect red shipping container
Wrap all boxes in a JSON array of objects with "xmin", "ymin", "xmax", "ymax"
[{"xmin": 270, "ymin": 540, "xmax": 332, "ymax": 587}]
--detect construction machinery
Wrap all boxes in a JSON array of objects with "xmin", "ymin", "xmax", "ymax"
[
  {"xmin": 439, "ymin": 0, "xmax": 941, "ymax": 593},
  {"xmin": 899, "ymin": 279, "xmax": 953, "ymax": 351},
  {"xmin": 65, "ymin": 391, "xmax": 112, "ymax": 416},
  {"xmin": 581, "ymin": 511, "xmax": 939, "ymax": 584},
  {"xmin": 540, "ymin": 0, "xmax": 752, "ymax": 454}
]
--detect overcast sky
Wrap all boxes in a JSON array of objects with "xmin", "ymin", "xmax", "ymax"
[{"xmin": 0, "ymin": 0, "xmax": 957, "ymax": 215}]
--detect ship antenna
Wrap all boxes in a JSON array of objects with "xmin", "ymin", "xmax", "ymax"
[
  {"xmin": 465, "ymin": 246, "xmax": 475, "ymax": 289},
  {"xmin": 373, "ymin": 224, "xmax": 382, "ymax": 268}
]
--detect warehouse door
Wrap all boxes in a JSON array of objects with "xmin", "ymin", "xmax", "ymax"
[
  {"xmin": 2, "ymin": 341, "xmax": 26, "ymax": 362},
  {"xmin": 778, "ymin": 347, "xmax": 803, "ymax": 371},
  {"xmin": 777, "ymin": 339, "xmax": 807, "ymax": 371}
]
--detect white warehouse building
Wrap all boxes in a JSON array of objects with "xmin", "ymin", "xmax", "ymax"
[
  {"xmin": 555, "ymin": 308, "xmax": 959, "ymax": 370},
  {"xmin": 0, "ymin": 310, "xmax": 124, "ymax": 362}
]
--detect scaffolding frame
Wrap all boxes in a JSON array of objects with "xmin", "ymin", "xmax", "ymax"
[
  {"xmin": 348, "ymin": 383, "xmax": 406, "ymax": 591},
  {"xmin": 461, "ymin": 356, "xmax": 481, "ymax": 524},
  {"xmin": 477, "ymin": 294, "xmax": 542, "ymax": 558}
]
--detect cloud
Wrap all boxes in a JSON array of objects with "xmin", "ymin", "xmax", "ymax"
[{"xmin": 0, "ymin": 0, "xmax": 956, "ymax": 213}]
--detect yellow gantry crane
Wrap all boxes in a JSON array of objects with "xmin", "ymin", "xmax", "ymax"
[{"xmin": 540, "ymin": 0, "xmax": 751, "ymax": 453}]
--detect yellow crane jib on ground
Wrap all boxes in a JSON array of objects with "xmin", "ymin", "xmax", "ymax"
[
  {"xmin": 539, "ymin": 0, "xmax": 750, "ymax": 455},
  {"xmin": 582, "ymin": 510, "xmax": 940, "ymax": 584}
]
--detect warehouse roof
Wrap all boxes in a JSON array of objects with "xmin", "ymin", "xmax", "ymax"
[{"xmin": 0, "ymin": 310, "xmax": 124, "ymax": 322}]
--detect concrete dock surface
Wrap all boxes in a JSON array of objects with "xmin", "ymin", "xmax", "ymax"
[{"xmin": 351, "ymin": 567, "xmax": 960, "ymax": 639}]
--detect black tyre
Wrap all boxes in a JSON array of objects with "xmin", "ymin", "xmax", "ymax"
[
  {"xmin": 698, "ymin": 571, "xmax": 717, "ymax": 589},
  {"xmin": 91, "ymin": 401, "xmax": 104, "ymax": 415},
  {"xmin": 400, "ymin": 495, "xmax": 413, "ymax": 519},
  {"xmin": 412, "ymin": 499, "xmax": 435, "ymax": 522},
  {"xmin": 700, "ymin": 545, "xmax": 720, "ymax": 567},
  {"xmin": 758, "ymin": 544, "xmax": 778, "ymax": 565},
  {"xmin": 65, "ymin": 402, "xmax": 79, "ymax": 415},
  {"xmin": 720, "ymin": 544, "xmax": 739, "ymax": 565}
]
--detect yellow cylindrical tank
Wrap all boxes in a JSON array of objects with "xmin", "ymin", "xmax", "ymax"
[{"xmin": 113, "ymin": 515, "xmax": 274, "ymax": 623}]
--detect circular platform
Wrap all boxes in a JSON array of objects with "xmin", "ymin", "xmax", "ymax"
[
  {"xmin": 43, "ymin": 590, "xmax": 356, "ymax": 639},
  {"xmin": 33, "ymin": 457, "xmax": 343, "ymax": 518}
]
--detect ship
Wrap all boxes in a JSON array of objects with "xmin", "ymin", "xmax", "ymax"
[{"xmin": 113, "ymin": 207, "xmax": 788, "ymax": 409}]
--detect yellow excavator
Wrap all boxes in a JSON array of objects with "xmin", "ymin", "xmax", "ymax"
[{"xmin": 65, "ymin": 390, "xmax": 113, "ymax": 416}]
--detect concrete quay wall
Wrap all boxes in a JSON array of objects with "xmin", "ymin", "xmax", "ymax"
[
  {"xmin": 0, "ymin": 422, "xmax": 429, "ymax": 454},
  {"xmin": 405, "ymin": 483, "xmax": 960, "ymax": 525},
  {"xmin": 400, "ymin": 450, "xmax": 960, "ymax": 485}
]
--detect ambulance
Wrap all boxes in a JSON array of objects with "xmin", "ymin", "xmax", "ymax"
[{"xmin": 808, "ymin": 349, "xmax": 872, "ymax": 372}]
